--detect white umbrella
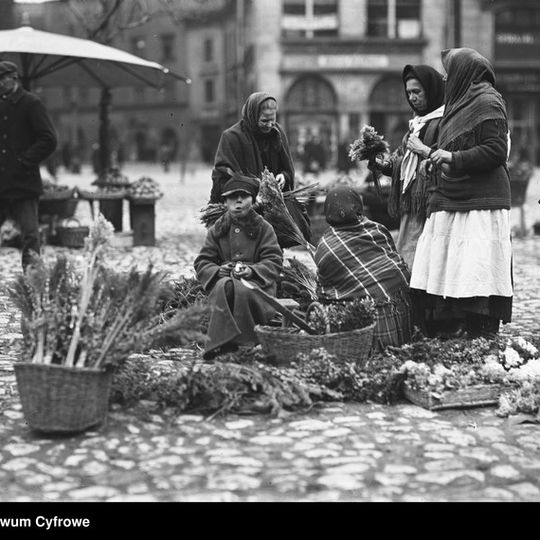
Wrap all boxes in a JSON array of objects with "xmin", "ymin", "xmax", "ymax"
[
  {"xmin": 0, "ymin": 25, "xmax": 191, "ymax": 172},
  {"xmin": 0, "ymin": 25, "xmax": 191, "ymax": 89}
]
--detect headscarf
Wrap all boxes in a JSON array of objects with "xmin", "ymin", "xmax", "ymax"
[
  {"xmin": 402, "ymin": 64, "xmax": 445, "ymax": 115},
  {"xmin": 400, "ymin": 65, "xmax": 445, "ymax": 192},
  {"xmin": 323, "ymin": 186, "xmax": 364, "ymax": 226},
  {"xmin": 438, "ymin": 48, "xmax": 507, "ymax": 151},
  {"xmin": 241, "ymin": 92, "xmax": 278, "ymax": 133}
]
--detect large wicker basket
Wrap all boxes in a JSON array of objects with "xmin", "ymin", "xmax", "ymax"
[
  {"xmin": 255, "ymin": 322, "xmax": 375, "ymax": 365},
  {"xmin": 14, "ymin": 363, "xmax": 113, "ymax": 434}
]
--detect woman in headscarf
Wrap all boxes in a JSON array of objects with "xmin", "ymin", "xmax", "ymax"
[
  {"xmin": 371, "ymin": 64, "xmax": 445, "ymax": 270},
  {"xmin": 410, "ymin": 48, "xmax": 512, "ymax": 339},
  {"xmin": 210, "ymin": 92, "xmax": 311, "ymax": 247},
  {"xmin": 315, "ymin": 186, "xmax": 413, "ymax": 350}
]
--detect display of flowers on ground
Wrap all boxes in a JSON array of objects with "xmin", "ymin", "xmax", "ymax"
[{"xmin": 395, "ymin": 336, "xmax": 540, "ymax": 418}]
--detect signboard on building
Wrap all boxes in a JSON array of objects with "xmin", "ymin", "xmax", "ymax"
[
  {"xmin": 497, "ymin": 70, "xmax": 540, "ymax": 93},
  {"xmin": 283, "ymin": 54, "xmax": 390, "ymax": 71},
  {"xmin": 495, "ymin": 30, "xmax": 540, "ymax": 60}
]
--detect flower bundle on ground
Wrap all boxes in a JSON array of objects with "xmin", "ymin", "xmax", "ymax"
[
  {"xmin": 111, "ymin": 344, "xmax": 405, "ymax": 417},
  {"xmin": 111, "ymin": 347, "xmax": 341, "ymax": 417}
]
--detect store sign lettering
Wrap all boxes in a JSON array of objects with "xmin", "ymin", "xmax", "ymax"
[{"xmin": 496, "ymin": 33, "xmax": 535, "ymax": 45}]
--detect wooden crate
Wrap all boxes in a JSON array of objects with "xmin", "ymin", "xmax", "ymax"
[{"xmin": 402, "ymin": 381, "xmax": 506, "ymax": 411}]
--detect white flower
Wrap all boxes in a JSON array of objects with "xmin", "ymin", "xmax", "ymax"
[
  {"xmin": 433, "ymin": 364, "xmax": 451, "ymax": 377},
  {"xmin": 513, "ymin": 337, "xmax": 539, "ymax": 358},
  {"xmin": 503, "ymin": 346, "xmax": 523, "ymax": 368},
  {"xmin": 507, "ymin": 359, "xmax": 540, "ymax": 383}
]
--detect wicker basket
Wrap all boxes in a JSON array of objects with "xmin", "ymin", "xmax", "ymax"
[
  {"xmin": 14, "ymin": 363, "xmax": 113, "ymax": 433},
  {"xmin": 402, "ymin": 381, "xmax": 505, "ymax": 411},
  {"xmin": 255, "ymin": 322, "xmax": 375, "ymax": 365},
  {"xmin": 56, "ymin": 218, "xmax": 89, "ymax": 248}
]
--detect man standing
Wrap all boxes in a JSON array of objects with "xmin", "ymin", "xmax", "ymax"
[{"xmin": 0, "ymin": 60, "xmax": 57, "ymax": 270}]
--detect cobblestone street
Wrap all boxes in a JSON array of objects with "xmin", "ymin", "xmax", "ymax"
[{"xmin": 0, "ymin": 163, "xmax": 539, "ymax": 502}]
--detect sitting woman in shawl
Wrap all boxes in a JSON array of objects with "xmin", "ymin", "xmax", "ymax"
[
  {"xmin": 315, "ymin": 187, "xmax": 413, "ymax": 350},
  {"xmin": 210, "ymin": 91, "xmax": 311, "ymax": 248},
  {"xmin": 194, "ymin": 174, "xmax": 283, "ymax": 360},
  {"xmin": 370, "ymin": 64, "xmax": 445, "ymax": 270}
]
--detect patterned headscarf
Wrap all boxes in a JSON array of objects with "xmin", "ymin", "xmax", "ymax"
[
  {"xmin": 241, "ymin": 92, "xmax": 278, "ymax": 133},
  {"xmin": 324, "ymin": 186, "xmax": 364, "ymax": 226},
  {"xmin": 438, "ymin": 48, "xmax": 507, "ymax": 150}
]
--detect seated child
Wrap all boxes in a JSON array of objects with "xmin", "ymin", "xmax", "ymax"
[{"xmin": 194, "ymin": 173, "xmax": 283, "ymax": 359}]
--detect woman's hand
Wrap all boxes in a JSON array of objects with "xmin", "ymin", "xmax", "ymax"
[
  {"xmin": 429, "ymin": 149, "xmax": 453, "ymax": 166},
  {"xmin": 368, "ymin": 155, "xmax": 385, "ymax": 172},
  {"xmin": 218, "ymin": 262, "xmax": 234, "ymax": 278},
  {"xmin": 276, "ymin": 173, "xmax": 286, "ymax": 190},
  {"xmin": 407, "ymin": 134, "xmax": 430, "ymax": 157}
]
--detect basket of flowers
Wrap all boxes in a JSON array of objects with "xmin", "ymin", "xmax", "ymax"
[
  {"xmin": 397, "ymin": 336, "xmax": 540, "ymax": 411},
  {"xmin": 127, "ymin": 177, "xmax": 163, "ymax": 204},
  {"xmin": 39, "ymin": 180, "xmax": 78, "ymax": 220},
  {"xmin": 7, "ymin": 214, "xmax": 207, "ymax": 434},
  {"xmin": 255, "ymin": 298, "xmax": 376, "ymax": 365}
]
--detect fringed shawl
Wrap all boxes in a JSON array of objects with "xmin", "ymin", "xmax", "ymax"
[
  {"xmin": 315, "ymin": 217, "xmax": 410, "ymax": 304},
  {"xmin": 387, "ymin": 65, "xmax": 445, "ymax": 221},
  {"xmin": 438, "ymin": 48, "xmax": 508, "ymax": 151}
]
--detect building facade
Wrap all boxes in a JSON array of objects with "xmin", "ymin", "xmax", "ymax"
[{"xmin": 12, "ymin": 0, "xmax": 540, "ymax": 167}]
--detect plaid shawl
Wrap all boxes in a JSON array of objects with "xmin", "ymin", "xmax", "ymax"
[{"xmin": 315, "ymin": 217, "xmax": 410, "ymax": 304}]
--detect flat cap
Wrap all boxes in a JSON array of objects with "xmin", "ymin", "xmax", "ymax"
[
  {"xmin": 222, "ymin": 173, "xmax": 260, "ymax": 199},
  {"xmin": 0, "ymin": 61, "xmax": 18, "ymax": 77}
]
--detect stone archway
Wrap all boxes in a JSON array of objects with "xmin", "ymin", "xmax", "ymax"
[
  {"xmin": 284, "ymin": 75, "xmax": 338, "ymax": 169},
  {"xmin": 369, "ymin": 75, "xmax": 411, "ymax": 151}
]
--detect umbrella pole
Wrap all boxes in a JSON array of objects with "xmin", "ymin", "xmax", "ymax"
[{"xmin": 98, "ymin": 87, "xmax": 112, "ymax": 177}]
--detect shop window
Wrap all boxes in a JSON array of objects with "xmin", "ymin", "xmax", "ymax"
[
  {"xmin": 286, "ymin": 75, "xmax": 337, "ymax": 112},
  {"xmin": 204, "ymin": 79, "xmax": 215, "ymax": 104},
  {"xmin": 204, "ymin": 38, "xmax": 214, "ymax": 62},
  {"xmin": 282, "ymin": 0, "xmax": 338, "ymax": 39},
  {"xmin": 160, "ymin": 34, "xmax": 175, "ymax": 62},
  {"xmin": 367, "ymin": 0, "xmax": 421, "ymax": 39}
]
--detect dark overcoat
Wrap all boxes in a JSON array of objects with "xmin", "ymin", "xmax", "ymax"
[
  {"xmin": 0, "ymin": 85, "xmax": 57, "ymax": 199},
  {"xmin": 210, "ymin": 119, "xmax": 295, "ymax": 203},
  {"xmin": 194, "ymin": 209, "xmax": 283, "ymax": 355}
]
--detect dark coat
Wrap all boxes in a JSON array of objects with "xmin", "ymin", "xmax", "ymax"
[
  {"xmin": 210, "ymin": 119, "xmax": 295, "ymax": 203},
  {"xmin": 0, "ymin": 85, "xmax": 57, "ymax": 199},
  {"xmin": 194, "ymin": 209, "xmax": 283, "ymax": 355}
]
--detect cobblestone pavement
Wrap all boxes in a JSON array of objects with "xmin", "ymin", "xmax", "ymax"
[{"xmin": 0, "ymin": 164, "xmax": 539, "ymax": 502}]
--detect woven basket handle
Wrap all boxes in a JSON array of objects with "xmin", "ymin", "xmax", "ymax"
[{"xmin": 305, "ymin": 301, "xmax": 331, "ymax": 334}]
